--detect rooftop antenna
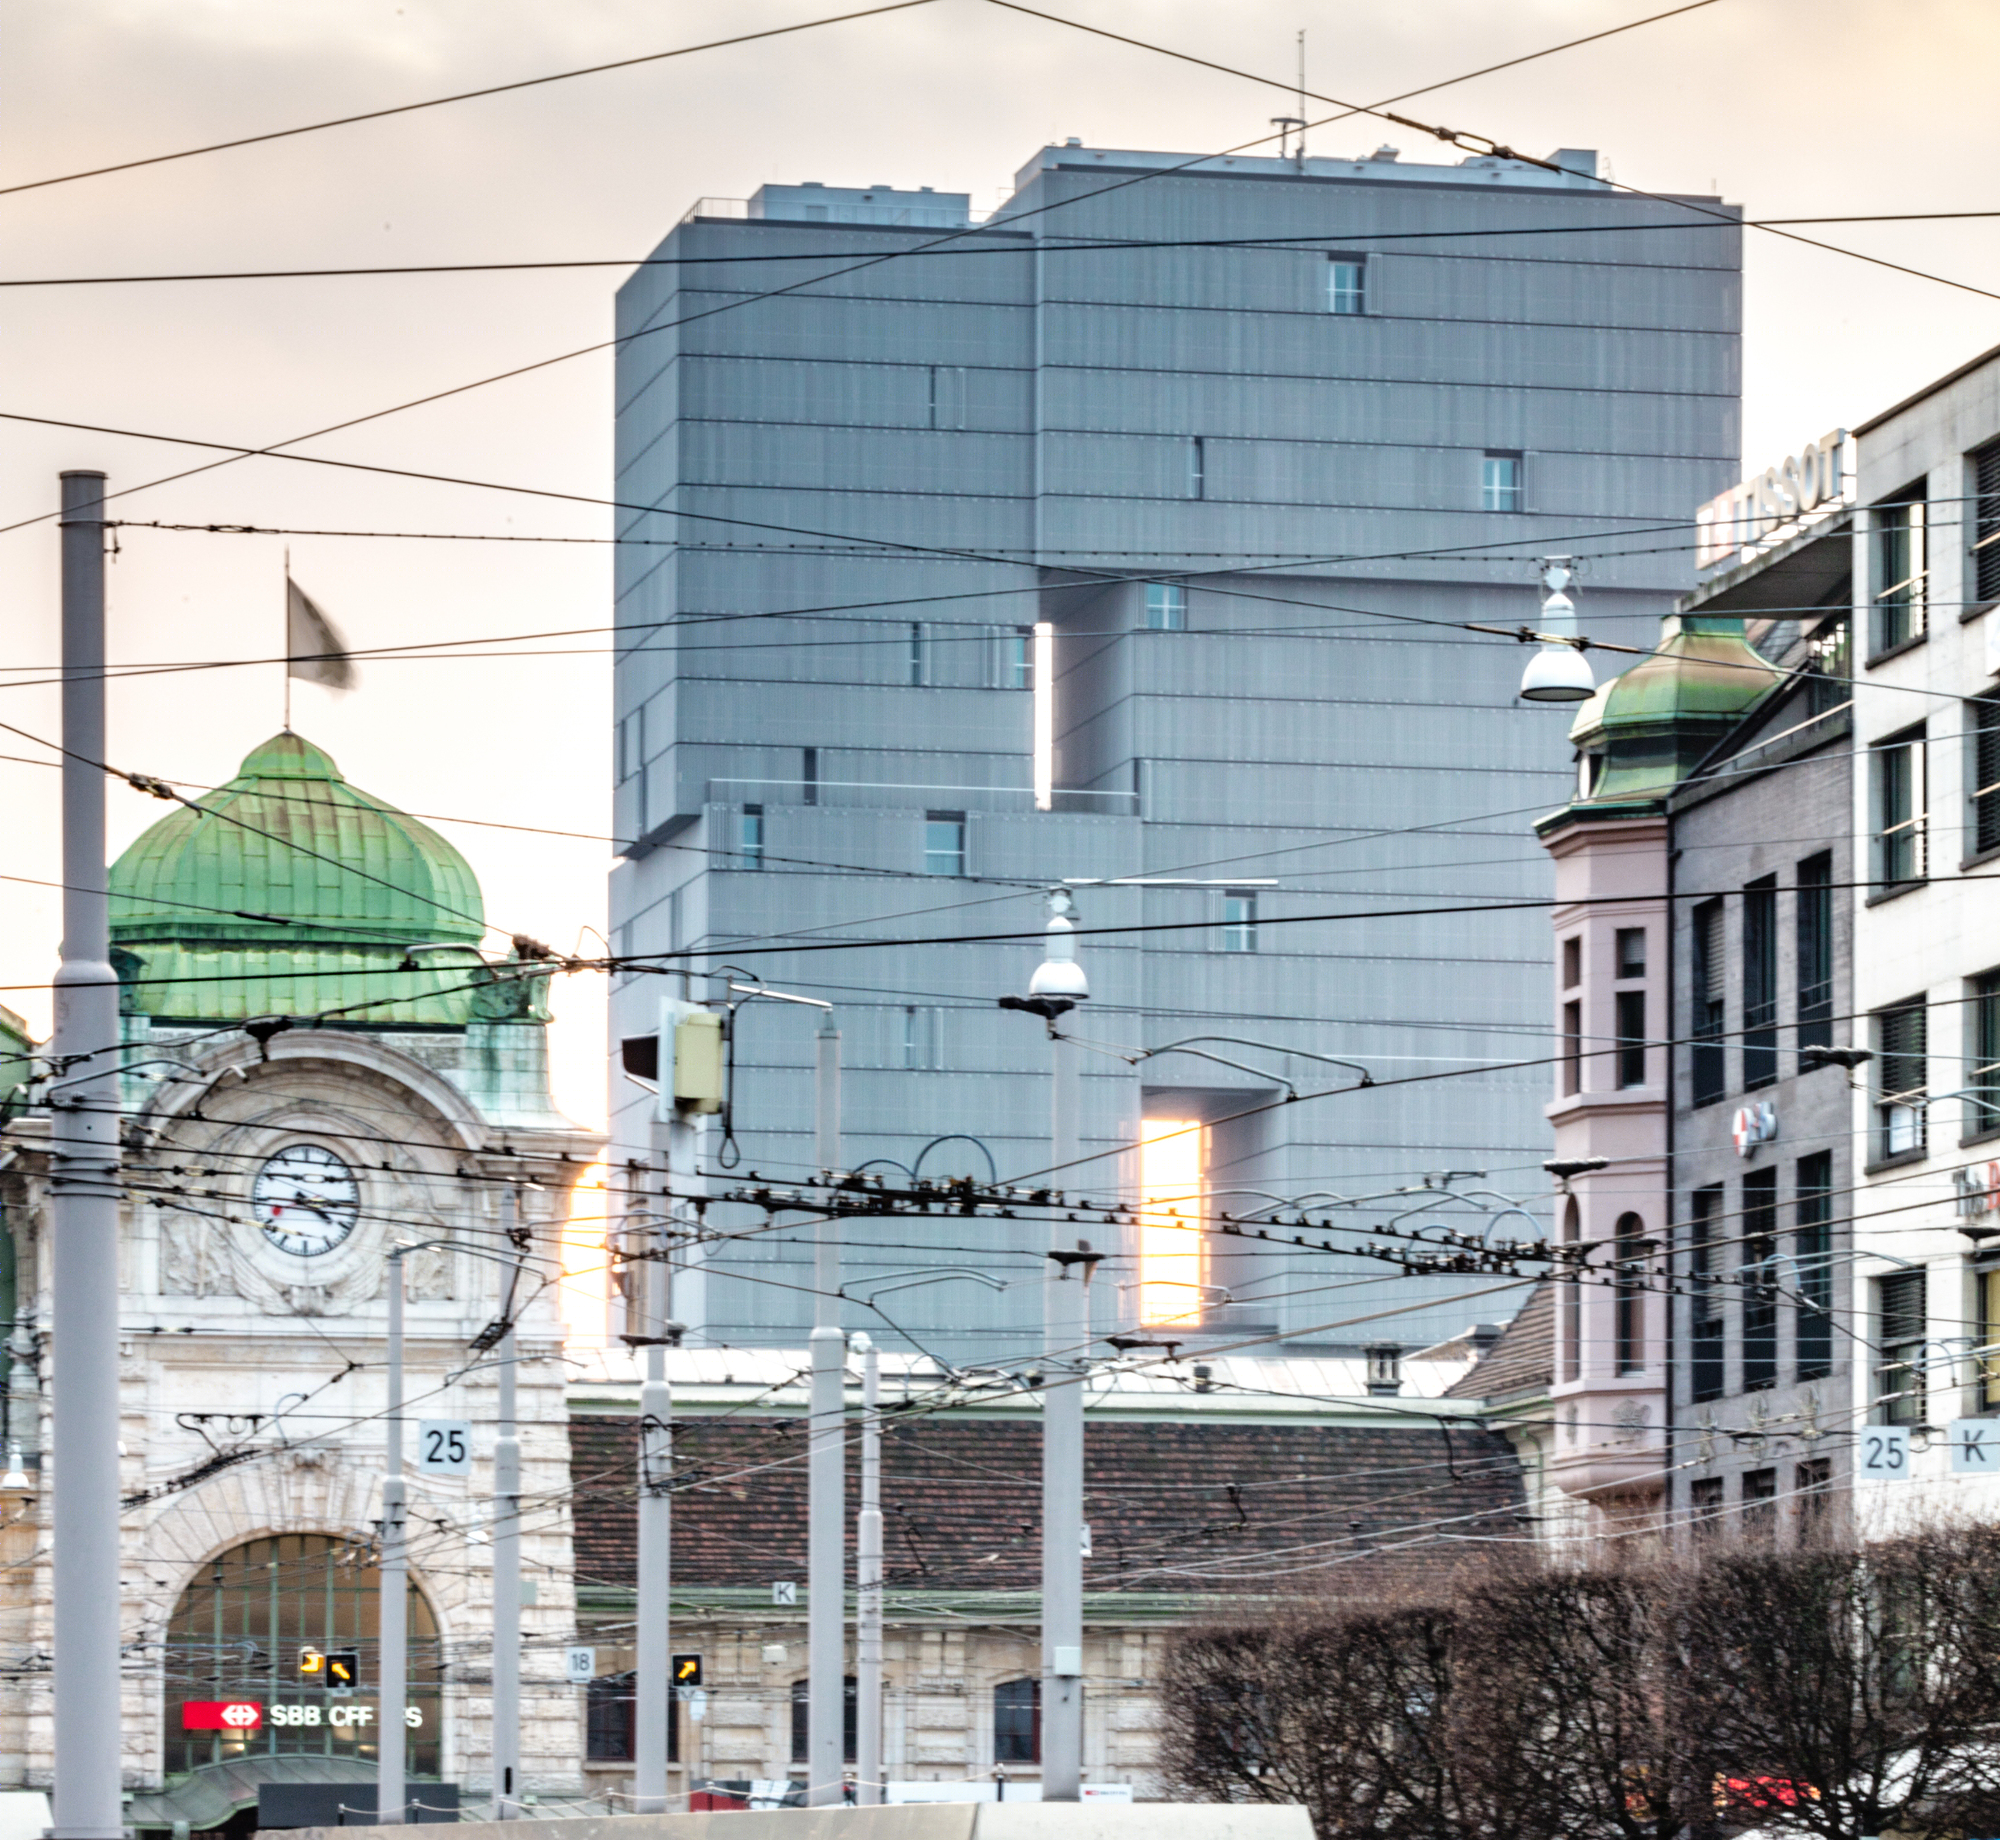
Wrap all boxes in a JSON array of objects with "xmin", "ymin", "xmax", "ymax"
[
  {"xmin": 1269, "ymin": 27, "xmax": 1307, "ymax": 167},
  {"xmin": 1296, "ymin": 29, "xmax": 1306, "ymax": 170}
]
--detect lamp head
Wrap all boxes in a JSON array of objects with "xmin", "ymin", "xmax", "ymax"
[{"xmin": 1520, "ymin": 644, "xmax": 1596, "ymax": 703}]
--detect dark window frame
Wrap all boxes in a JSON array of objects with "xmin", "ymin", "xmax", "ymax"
[
  {"xmin": 1796, "ymin": 853, "xmax": 1834, "ymax": 1050},
  {"xmin": 1743, "ymin": 875, "xmax": 1778, "ymax": 1089},
  {"xmin": 1795, "ymin": 1151, "xmax": 1834, "ymax": 1382},
  {"xmin": 1741, "ymin": 1169, "xmax": 1779, "ymax": 1392},
  {"xmin": 1877, "ymin": 1270, "xmax": 1927, "ymax": 1425},
  {"xmin": 1690, "ymin": 1185, "xmax": 1725, "ymax": 1402},
  {"xmin": 1691, "ymin": 899, "xmax": 1727, "ymax": 1105},
  {"xmin": 994, "ymin": 1677, "xmax": 1042, "ymax": 1764}
]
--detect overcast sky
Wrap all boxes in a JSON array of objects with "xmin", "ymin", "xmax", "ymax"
[{"xmin": 3, "ymin": 0, "xmax": 1996, "ymax": 1126}]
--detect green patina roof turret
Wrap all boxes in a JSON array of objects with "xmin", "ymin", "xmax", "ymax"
[
  {"xmin": 1539, "ymin": 615, "xmax": 1783, "ymax": 830},
  {"xmin": 107, "ymin": 732, "xmax": 539, "ymax": 1028}
]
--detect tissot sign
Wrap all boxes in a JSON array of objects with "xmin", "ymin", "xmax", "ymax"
[{"xmin": 1695, "ymin": 430, "xmax": 1849, "ymax": 570}]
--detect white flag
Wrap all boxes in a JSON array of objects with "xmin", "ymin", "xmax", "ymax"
[{"xmin": 286, "ymin": 576, "xmax": 355, "ymax": 689}]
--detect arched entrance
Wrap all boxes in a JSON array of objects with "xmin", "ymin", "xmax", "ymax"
[{"xmin": 163, "ymin": 1534, "xmax": 443, "ymax": 1777}]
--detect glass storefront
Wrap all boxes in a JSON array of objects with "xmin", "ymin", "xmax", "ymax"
[{"xmin": 163, "ymin": 1534, "xmax": 443, "ymax": 1777}]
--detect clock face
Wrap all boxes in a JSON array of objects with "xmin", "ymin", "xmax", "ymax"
[{"xmin": 252, "ymin": 1144, "xmax": 361, "ymax": 1257}]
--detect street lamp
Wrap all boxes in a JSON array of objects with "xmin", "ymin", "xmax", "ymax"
[{"xmin": 1519, "ymin": 559, "xmax": 1597, "ymax": 703}]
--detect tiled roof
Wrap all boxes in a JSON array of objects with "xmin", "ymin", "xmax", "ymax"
[
  {"xmin": 571, "ymin": 1413, "xmax": 1525, "ymax": 1598},
  {"xmin": 1443, "ymin": 1282, "xmax": 1554, "ymax": 1403}
]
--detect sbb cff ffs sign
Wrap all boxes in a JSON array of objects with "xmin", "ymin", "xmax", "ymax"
[{"xmin": 183, "ymin": 1701, "xmax": 263, "ymax": 1731}]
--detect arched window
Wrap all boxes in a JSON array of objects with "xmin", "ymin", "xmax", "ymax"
[
  {"xmin": 790, "ymin": 1678, "xmax": 857, "ymax": 1765},
  {"xmin": 1615, "ymin": 1214, "xmax": 1647, "ymax": 1376},
  {"xmin": 994, "ymin": 1678, "xmax": 1040, "ymax": 1764},
  {"xmin": 163, "ymin": 1534, "xmax": 442, "ymax": 1777},
  {"xmin": 1560, "ymin": 1200, "xmax": 1581, "ymax": 1382},
  {"xmin": 587, "ymin": 1671, "xmax": 676, "ymax": 1764}
]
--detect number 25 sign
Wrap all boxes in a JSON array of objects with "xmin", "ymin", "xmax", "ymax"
[{"xmin": 417, "ymin": 1420, "xmax": 471, "ymax": 1474}]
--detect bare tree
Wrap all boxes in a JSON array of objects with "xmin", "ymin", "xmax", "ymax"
[
  {"xmin": 1162, "ymin": 1524, "xmax": 2000, "ymax": 1840},
  {"xmin": 1451, "ymin": 1558, "xmax": 1720, "ymax": 1840},
  {"xmin": 1691, "ymin": 1526, "xmax": 2000, "ymax": 1840}
]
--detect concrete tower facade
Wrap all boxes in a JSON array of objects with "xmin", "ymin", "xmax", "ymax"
[{"xmin": 609, "ymin": 142, "xmax": 1744, "ymax": 1361}]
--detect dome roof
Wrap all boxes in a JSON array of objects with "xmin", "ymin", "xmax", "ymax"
[{"xmin": 111, "ymin": 732, "xmax": 486, "ymax": 952}]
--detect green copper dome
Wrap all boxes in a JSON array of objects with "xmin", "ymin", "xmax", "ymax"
[
  {"xmin": 113, "ymin": 732, "xmax": 484, "ymax": 949},
  {"xmin": 109, "ymin": 732, "xmax": 497, "ymax": 1024}
]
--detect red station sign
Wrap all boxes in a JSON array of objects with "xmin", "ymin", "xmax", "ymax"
[{"xmin": 181, "ymin": 1701, "xmax": 263, "ymax": 1732}]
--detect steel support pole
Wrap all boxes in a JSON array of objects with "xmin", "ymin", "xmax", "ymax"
[
  {"xmin": 491, "ymin": 1186, "xmax": 522, "ymax": 1820},
  {"xmin": 1042, "ymin": 1031, "xmax": 1084, "ymax": 1801},
  {"xmin": 379, "ymin": 1253, "xmax": 408, "ymax": 1824},
  {"xmin": 808, "ymin": 1012, "xmax": 845, "ymax": 1805},
  {"xmin": 634, "ymin": 1126, "xmax": 684, "ymax": 1815},
  {"xmin": 50, "ymin": 469, "xmax": 123, "ymax": 1840},
  {"xmin": 855, "ymin": 1336, "xmax": 883, "ymax": 1805}
]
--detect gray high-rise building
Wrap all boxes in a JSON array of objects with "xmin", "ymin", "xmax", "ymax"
[{"xmin": 608, "ymin": 141, "xmax": 1741, "ymax": 1361}]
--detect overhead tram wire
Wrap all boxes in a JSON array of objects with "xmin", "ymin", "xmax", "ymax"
[
  {"xmin": 0, "ymin": 0, "xmax": 1752, "ymax": 543},
  {"xmin": 14, "ymin": 208, "xmax": 2000, "ymax": 290},
  {"xmin": 0, "ymin": 1, "xmax": 942, "ymax": 199}
]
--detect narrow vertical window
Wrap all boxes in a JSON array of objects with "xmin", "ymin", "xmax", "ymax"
[
  {"xmin": 791, "ymin": 1678, "xmax": 858, "ymax": 1764},
  {"xmin": 1560, "ymin": 1201, "xmax": 1581, "ymax": 1383},
  {"xmin": 1743, "ymin": 875, "xmax": 1778, "ymax": 1090},
  {"xmin": 1189, "ymin": 437, "xmax": 1206, "ymax": 500},
  {"xmin": 803, "ymin": 746, "xmax": 819, "ymax": 807},
  {"xmin": 1139, "ymin": 1117, "xmax": 1205, "ymax": 1325},
  {"xmin": 1741, "ymin": 1170, "xmax": 1778, "ymax": 1391},
  {"xmin": 1691, "ymin": 899, "xmax": 1726, "ymax": 1106},
  {"xmin": 1980, "ymin": 1266, "xmax": 2000, "ymax": 1410},
  {"xmin": 1873, "ymin": 726, "xmax": 1926, "ymax": 886},
  {"xmin": 901, "ymin": 1006, "xmax": 939, "ymax": 1071},
  {"xmin": 1032, "ymin": 621, "xmax": 1054, "ymax": 812},
  {"xmin": 1221, "ymin": 892, "xmax": 1258, "ymax": 953},
  {"xmin": 1974, "ymin": 438, "xmax": 2000, "ymax": 605},
  {"xmin": 929, "ymin": 364, "xmax": 966, "ymax": 430},
  {"xmin": 1614, "ymin": 1214, "xmax": 1646, "ymax": 1376},
  {"xmin": 1875, "ymin": 997, "xmax": 1928, "ymax": 1159},
  {"xmin": 1796, "ymin": 1150, "xmax": 1833, "ymax": 1382},
  {"xmin": 1615, "ymin": 988, "xmax": 1647, "ymax": 1088},
  {"xmin": 1144, "ymin": 583, "xmax": 1187, "ymax": 631},
  {"xmin": 994, "ymin": 1679, "xmax": 1041, "ymax": 1763},
  {"xmin": 616, "ymin": 707, "xmax": 645, "ymax": 783},
  {"xmin": 740, "ymin": 804, "xmax": 765, "ymax": 870},
  {"xmin": 1870, "ymin": 485, "xmax": 1927, "ymax": 653},
  {"xmin": 907, "ymin": 622, "xmax": 927, "ymax": 686},
  {"xmin": 1741, "ymin": 1468, "xmax": 1778, "ymax": 1542},
  {"xmin": 924, "ymin": 811, "xmax": 965, "ymax": 876},
  {"xmin": 1877, "ymin": 1270, "xmax": 1927, "ymax": 1425},
  {"xmin": 1969, "ymin": 696, "xmax": 2000, "ymax": 857},
  {"xmin": 1971, "ymin": 970, "xmax": 2000, "ymax": 1137},
  {"xmin": 1561, "ymin": 1000, "xmax": 1582, "ymax": 1097},
  {"xmin": 1690, "ymin": 1185, "xmax": 1724, "ymax": 1402},
  {"xmin": 1796, "ymin": 853, "xmax": 1833, "ymax": 1050},
  {"xmin": 1561, "ymin": 935, "xmax": 1581, "ymax": 989},
  {"xmin": 1326, "ymin": 258, "xmax": 1365, "ymax": 315},
  {"xmin": 1482, "ymin": 452, "xmax": 1522, "ymax": 512},
  {"xmin": 1005, "ymin": 627, "xmax": 1033, "ymax": 690},
  {"xmin": 1806, "ymin": 615, "xmax": 1851, "ymax": 717},
  {"xmin": 1615, "ymin": 928, "xmax": 1646, "ymax": 979}
]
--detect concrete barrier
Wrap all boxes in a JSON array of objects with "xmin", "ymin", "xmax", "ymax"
[{"xmin": 282, "ymin": 1800, "xmax": 1314, "ymax": 1840}]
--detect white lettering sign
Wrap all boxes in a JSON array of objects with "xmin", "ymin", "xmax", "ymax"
[{"xmin": 1696, "ymin": 430, "xmax": 1849, "ymax": 571}]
